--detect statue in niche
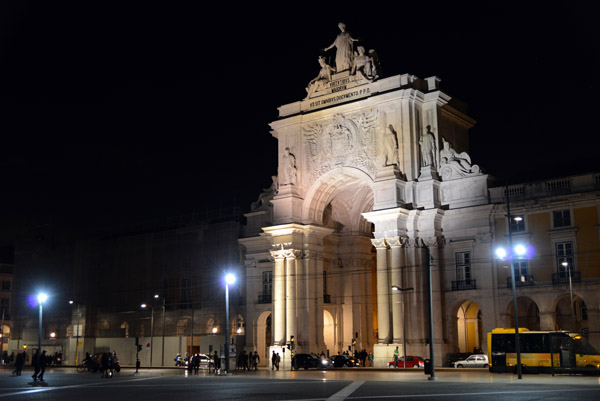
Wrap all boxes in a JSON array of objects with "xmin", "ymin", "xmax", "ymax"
[
  {"xmin": 250, "ymin": 175, "xmax": 278, "ymax": 211},
  {"xmin": 305, "ymin": 56, "xmax": 335, "ymax": 99},
  {"xmin": 419, "ymin": 125, "xmax": 437, "ymax": 168},
  {"xmin": 382, "ymin": 125, "xmax": 398, "ymax": 166},
  {"xmin": 323, "ymin": 22, "xmax": 358, "ymax": 72},
  {"xmin": 279, "ymin": 148, "xmax": 297, "ymax": 186},
  {"xmin": 351, "ymin": 46, "xmax": 379, "ymax": 82},
  {"xmin": 439, "ymin": 138, "xmax": 480, "ymax": 180}
]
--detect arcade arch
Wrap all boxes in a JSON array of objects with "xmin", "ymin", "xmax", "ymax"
[
  {"xmin": 507, "ymin": 296, "xmax": 540, "ymax": 330},
  {"xmin": 256, "ymin": 311, "xmax": 271, "ymax": 365},
  {"xmin": 555, "ymin": 293, "xmax": 587, "ymax": 332},
  {"xmin": 455, "ymin": 300, "xmax": 483, "ymax": 353}
]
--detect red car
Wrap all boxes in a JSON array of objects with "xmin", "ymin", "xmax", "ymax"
[{"xmin": 388, "ymin": 355, "xmax": 425, "ymax": 368}]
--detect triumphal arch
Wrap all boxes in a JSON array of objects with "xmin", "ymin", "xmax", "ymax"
[{"xmin": 240, "ymin": 23, "xmax": 488, "ymax": 367}]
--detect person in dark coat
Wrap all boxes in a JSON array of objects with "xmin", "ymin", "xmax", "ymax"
[
  {"xmin": 12, "ymin": 352, "xmax": 24, "ymax": 376},
  {"xmin": 31, "ymin": 349, "xmax": 41, "ymax": 381},
  {"xmin": 38, "ymin": 351, "xmax": 48, "ymax": 381}
]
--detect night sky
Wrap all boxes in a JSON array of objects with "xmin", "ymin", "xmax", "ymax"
[{"xmin": 0, "ymin": 2, "xmax": 597, "ymax": 244}]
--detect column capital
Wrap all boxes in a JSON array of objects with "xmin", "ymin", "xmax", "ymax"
[
  {"xmin": 420, "ymin": 236, "xmax": 445, "ymax": 248},
  {"xmin": 283, "ymin": 249, "xmax": 301, "ymax": 259},
  {"xmin": 302, "ymin": 250, "xmax": 322, "ymax": 260},
  {"xmin": 270, "ymin": 250, "xmax": 287, "ymax": 260},
  {"xmin": 371, "ymin": 238, "xmax": 388, "ymax": 249}
]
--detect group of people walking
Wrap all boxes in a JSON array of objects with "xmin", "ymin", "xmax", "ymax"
[{"xmin": 235, "ymin": 350, "xmax": 260, "ymax": 371}]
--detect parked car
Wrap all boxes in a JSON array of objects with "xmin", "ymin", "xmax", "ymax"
[
  {"xmin": 197, "ymin": 353, "xmax": 211, "ymax": 368},
  {"xmin": 330, "ymin": 354, "xmax": 359, "ymax": 368},
  {"xmin": 453, "ymin": 354, "xmax": 489, "ymax": 368},
  {"xmin": 388, "ymin": 355, "xmax": 425, "ymax": 368},
  {"xmin": 292, "ymin": 353, "xmax": 329, "ymax": 370}
]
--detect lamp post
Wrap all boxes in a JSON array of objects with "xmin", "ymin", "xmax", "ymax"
[
  {"xmin": 141, "ymin": 303, "xmax": 154, "ymax": 366},
  {"xmin": 495, "ymin": 187, "xmax": 523, "ymax": 379},
  {"xmin": 69, "ymin": 300, "xmax": 81, "ymax": 365},
  {"xmin": 561, "ymin": 261, "xmax": 576, "ymax": 331},
  {"xmin": 391, "ymin": 285, "xmax": 413, "ymax": 369},
  {"xmin": 224, "ymin": 273, "xmax": 236, "ymax": 374},
  {"xmin": 156, "ymin": 295, "xmax": 166, "ymax": 366},
  {"xmin": 37, "ymin": 293, "xmax": 48, "ymax": 353}
]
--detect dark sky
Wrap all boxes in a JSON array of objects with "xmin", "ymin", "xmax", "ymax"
[{"xmin": 0, "ymin": 2, "xmax": 597, "ymax": 240}]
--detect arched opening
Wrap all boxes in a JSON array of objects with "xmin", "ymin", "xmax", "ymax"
[
  {"xmin": 456, "ymin": 300, "xmax": 482, "ymax": 353},
  {"xmin": 555, "ymin": 294, "xmax": 585, "ymax": 331},
  {"xmin": 1, "ymin": 325, "xmax": 9, "ymax": 352},
  {"xmin": 120, "ymin": 322, "xmax": 129, "ymax": 338},
  {"xmin": 324, "ymin": 309, "xmax": 335, "ymax": 356},
  {"xmin": 507, "ymin": 296, "xmax": 540, "ymax": 330},
  {"xmin": 256, "ymin": 311, "xmax": 271, "ymax": 366}
]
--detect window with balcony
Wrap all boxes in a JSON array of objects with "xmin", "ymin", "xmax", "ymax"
[
  {"xmin": 509, "ymin": 260, "xmax": 533, "ymax": 286},
  {"xmin": 553, "ymin": 210, "xmax": 571, "ymax": 228}
]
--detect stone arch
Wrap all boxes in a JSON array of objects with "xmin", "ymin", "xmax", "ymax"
[
  {"xmin": 302, "ymin": 167, "xmax": 375, "ymax": 230},
  {"xmin": 120, "ymin": 322, "xmax": 129, "ymax": 338},
  {"xmin": 256, "ymin": 311, "xmax": 271, "ymax": 365},
  {"xmin": 554, "ymin": 292, "xmax": 586, "ymax": 332},
  {"xmin": 324, "ymin": 309, "xmax": 335, "ymax": 356},
  {"xmin": 506, "ymin": 296, "xmax": 540, "ymax": 330},
  {"xmin": 452, "ymin": 300, "xmax": 483, "ymax": 353}
]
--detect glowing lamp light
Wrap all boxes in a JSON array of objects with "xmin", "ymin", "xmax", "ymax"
[
  {"xmin": 154, "ymin": 294, "xmax": 159, "ymax": 299},
  {"xmin": 514, "ymin": 244, "xmax": 527, "ymax": 257},
  {"xmin": 38, "ymin": 293, "xmax": 48, "ymax": 304},
  {"xmin": 141, "ymin": 303, "xmax": 147, "ymax": 309},
  {"xmin": 513, "ymin": 216, "xmax": 523, "ymax": 222},
  {"xmin": 237, "ymin": 328, "xmax": 242, "ymax": 334},
  {"xmin": 225, "ymin": 273, "xmax": 236, "ymax": 285},
  {"xmin": 495, "ymin": 247, "xmax": 507, "ymax": 260},
  {"xmin": 69, "ymin": 300, "xmax": 74, "ymax": 305},
  {"xmin": 50, "ymin": 332, "xmax": 56, "ymax": 338},
  {"xmin": 212, "ymin": 327, "xmax": 218, "ymax": 334}
]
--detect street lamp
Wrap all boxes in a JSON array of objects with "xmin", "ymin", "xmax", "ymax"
[
  {"xmin": 37, "ymin": 293, "xmax": 48, "ymax": 354},
  {"xmin": 495, "ymin": 191, "xmax": 525, "ymax": 379},
  {"xmin": 141, "ymin": 302, "xmax": 154, "ymax": 366},
  {"xmin": 561, "ymin": 261, "xmax": 576, "ymax": 330},
  {"xmin": 224, "ymin": 273, "xmax": 236, "ymax": 374},
  {"xmin": 391, "ymin": 285, "xmax": 413, "ymax": 369}
]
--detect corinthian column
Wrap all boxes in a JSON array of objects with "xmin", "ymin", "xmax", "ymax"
[
  {"xmin": 270, "ymin": 250, "xmax": 286, "ymax": 345},
  {"xmin": 372, "ymin": 238, "xmax": 391, "ymax": 343},
  {"xmin": 284, "ymin": 250, "xmax": 299, "ymax": 344},
  {"xmin": 387, "ymin": 236, "xmax": 403, "ymax": 344}
]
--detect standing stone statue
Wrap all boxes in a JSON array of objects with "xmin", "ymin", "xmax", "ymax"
[
  {"xmin": 382, "ymin": 125, "xmax": 398, "ymax": 166},
  {"xmin": 323, "ymin": 22, "xmax": 358, "ymax": 72},
  {"xmin": 419, "ymin": 125, "xmax": 437, "ymax": 168},
  {"xmin": 280, "ymin": 148, "xmax": 297, "ymax": 186},
  {"xmin": 305, "ymin": 56, "xmax": 335, "ymax": 99}
]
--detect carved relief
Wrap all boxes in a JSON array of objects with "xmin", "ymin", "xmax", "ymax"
[{"xmin": 302, "ymin": 111, "xmax": 379, "ymax": 186}]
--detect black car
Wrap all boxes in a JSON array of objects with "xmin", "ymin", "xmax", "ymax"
[
  {"xmin": 292, "ymin": 353, "xmax": 327, "ymax": 370},
  {"xmin": 331, "ymin": 354, "xmax": 359, "ymax": 368}
]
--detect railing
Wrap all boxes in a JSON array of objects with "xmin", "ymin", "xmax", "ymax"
[
  {"xmin": 506, "ymin": 274, "xmax": 534, "ymax": 287},
  {"xmin": 257, "ymin": 294, "xmax": 272, "ymax": 304},
  {"xmin": 552, "ymin": 272, "xmax": 581, "ymax": 285},
  {"xmin": 323, "ymin": 294, "xmax": 331, "ymax": 304},
  {"xmin": 451, "ymin": 280, "xmax": 477, "ymax": 291},
  {"xmin": 546, "ymin": 178, "xmax": 572, "ymax": 194}
]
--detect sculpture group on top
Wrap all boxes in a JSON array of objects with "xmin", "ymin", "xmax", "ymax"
[
  {"xmin": 438, "ymin": 138, "xmax": 480, "ymax": 180},
  {"xmin": 305, "ymin": 22, "xmax": 381, "ymax": 100}
]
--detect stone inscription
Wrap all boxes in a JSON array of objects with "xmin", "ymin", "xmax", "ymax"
[{"xmin": 309, "ymin": 87, "xmax": 371, "ymax": 109}]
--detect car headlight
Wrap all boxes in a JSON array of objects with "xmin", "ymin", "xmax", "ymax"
[{"xmin": 322, "ymin": 360, "xmax": 328, "ymax": 365}]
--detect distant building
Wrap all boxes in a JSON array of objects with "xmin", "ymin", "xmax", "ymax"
[
  {"xmin": 0, "ymin": 263, "xmax": 13, "ymax": 353},
  {"xmin": 9, "ymin": 209, "xmax": 245, "ymax": 365}
]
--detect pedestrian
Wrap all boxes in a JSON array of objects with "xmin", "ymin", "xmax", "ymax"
[
  {"xmin": 275, "ymin": 353, "xmax": 280, "ymax": 370},
  {"xmin": 101, "ymin": 352, "xmax": 111, "ymax": 378},
  {"xmin": 12, "ymin": 352, "xmax": 24, "ymax": 376},
  {"xmin": 271, "ymin": 351, "xmax": 276, "ymax": 370},
  {"xmin": 252, "ymin": 351, "xmax": 260, "ymax": 371},
  {"xmin": 393, "ymin": 346, "xmax": 399, "ymax": 363},
  {"xmin": 38, "ymin": 350, "xmax": 48, "ymax": 381},
  {"xmin": 368, "ymin": 351, "xmax": 373, "ymax": 367},
  {"xmin": 31, "ymin": 349, "xmax": 41, "ymax": 382},
  {"xmin": 213, "ymin": 350, "xmax": 220, "ymax": 374}
]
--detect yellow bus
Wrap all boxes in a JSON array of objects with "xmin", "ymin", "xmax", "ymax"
[{"xmin": 487, "ymin": 328, "xmax": 600, "ymax": 374}]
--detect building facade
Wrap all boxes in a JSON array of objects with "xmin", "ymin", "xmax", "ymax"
[{"xmin": 240, "ymin": 31, "xmax": 600, "ymax": 368}]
